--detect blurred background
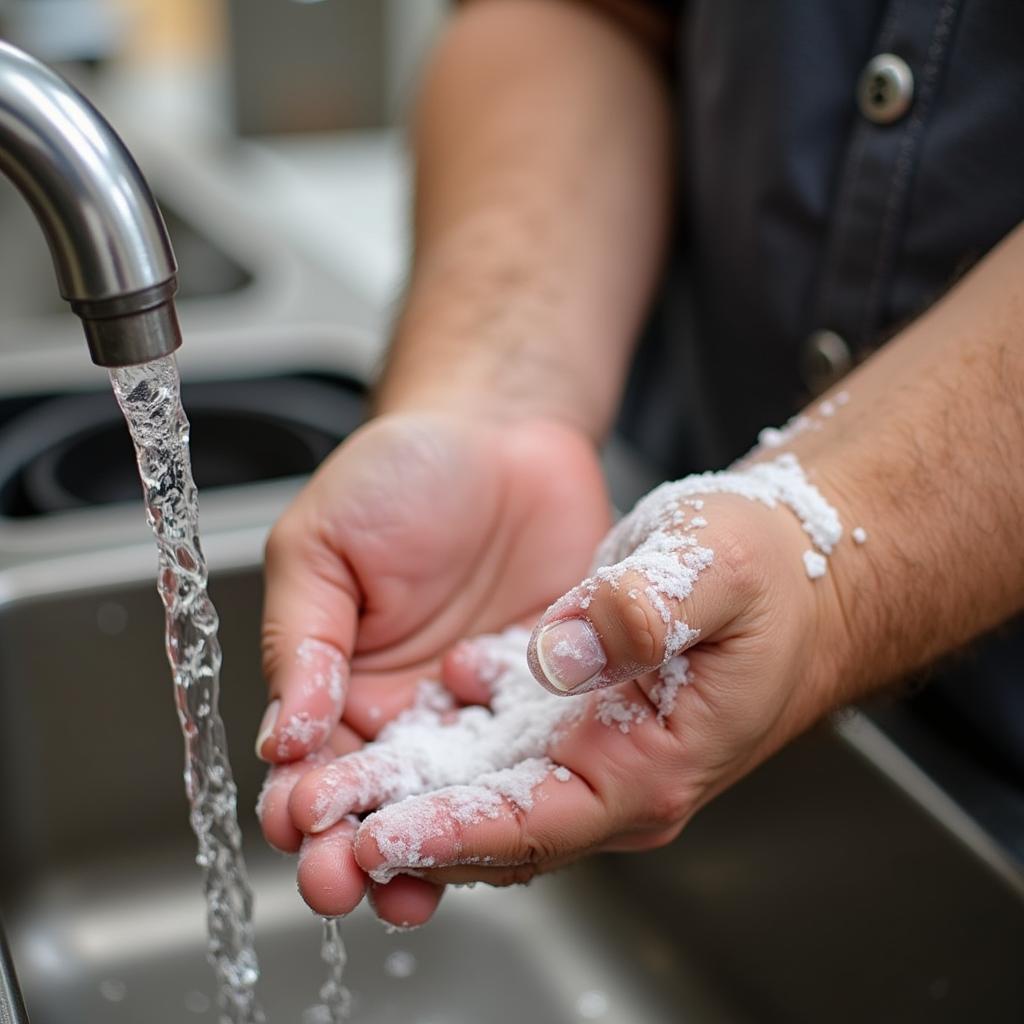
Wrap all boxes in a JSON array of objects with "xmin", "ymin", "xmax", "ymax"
[
  {"xmin": 0, "ymin": 0, "xmax": 457, "ymax": 516},
  {"xmin": 1, "ymin": 0, "xmax": 449, "ymax": 284},
  {"xmin": 0, "ymin": 0, "xmax": 656, "ymax": 531}
]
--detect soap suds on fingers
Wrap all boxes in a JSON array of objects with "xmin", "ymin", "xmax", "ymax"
[
  {"xmin": 651, "ymin": 655, "xmax": 691, "ymax": 723},
  {"xmin": 310, "ymin": 629, "xmax": 582, "ymax": 840},
  {"xmin": 594, "ymin": 691, "xmax": 649, "ymax": 734},
  {"xmin": 757, "ymin": 390, "xmax": 849, "ymax": 447},
  {"xmin": 306, "ymin": 438, "xmax": 862, "ymax": 881},
  {"xmin": 364, "ymin": 760, "xmax": 552, "ymax": 883},
  {"xmin": 665, "ymin": 621, "xmax": 699, "ymax": 659},
  {"xmin": 278, "ymin": 712, "xmax": 333, "ymax": 760},
  {"xmin": 297, "ymin": 638, "xmax": 347, "ymax": 705},
  {"xmin": 545, "ymin": 453, "xmax": 844, "ymax": 694},
  {"xmin": 803, "ymin": 550, "xmax": 828, "ymax": 579},
  {"xmin": 272, "ymin": 639, "xmax": 347, "ymax": 759}
]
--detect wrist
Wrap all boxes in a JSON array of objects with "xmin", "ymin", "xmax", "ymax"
[
  {"xmin": 727, "ymin": 448, "xmax": 872, "ymax": 719},
  {"xmin": 799, "ymin": 451, "xmax": 893, "ymax": 708},
  {"xmin": 743, "ymin": 400, "xmax": 901, "ymax": 709},
  {"xmin": 361, "ymin": 406, "xmax": 601, "ymax": 481},
  {"xmin": 373, "ymin": 345, "xmax": 580, "ymax": 429},
  {"xmin": 374, "ymin": 320, "xmax": 618, "ymax": 440},
  {"xmin": 374, "ymin": 218, "xmax": 632, "ymax": 438}
]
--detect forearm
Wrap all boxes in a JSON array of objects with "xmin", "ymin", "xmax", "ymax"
[
  {"xmin": 376, "ymin": 0, "xmax": 676, "ymax": 439},
  {"xmin": 786, "ymin": 224, "xmax": 1024, "ymax": 700}
]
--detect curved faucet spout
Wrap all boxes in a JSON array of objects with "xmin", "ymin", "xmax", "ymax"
[{"xmin": 0, "ymin": 40, "xmax": 181, "ymax": 367}]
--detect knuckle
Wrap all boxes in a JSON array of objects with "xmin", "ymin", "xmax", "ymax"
[
  {"xmin": 509, "ymin": 805, "xmax": 560, "ymax": 872},
  {"xmin": 512, "ymin": 807, "xmax": 547, "ymax": 865},
  {"xmin": 608, "ymin": 584, "xmax": 665, "ymax": 667},
  {"xmin": 633, "ymin": 823, "xmax": 685, "ymax": 852},
  {"xmin": 260, "ymin": 622, "xmax": 286, "ymax": 677},
  {"xmin": 494, "ymin": 863, "xmax": 540, "ymax": 887},
  {"xmin": 644, "ymin": 785, "xmax": 691, "ymax": 830},
  {"xmin": 710, "ymin": 527, "xmax": 761, "ymax": 602},
  {"xmin": 264, "ymin": 516, "xmax": 300, "ymax": 568}
]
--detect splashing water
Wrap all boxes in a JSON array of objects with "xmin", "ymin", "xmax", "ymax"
[
  {"xmin": 303, "ymin": 919, "xmax": 353, "ymax": 1023},
  {"xmin": 110, "ymin": 355, "xmax": 264, "ymax": 1024}
]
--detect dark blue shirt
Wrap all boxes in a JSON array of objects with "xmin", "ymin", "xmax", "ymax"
[
  {"xmin": 624, "ymin": 0, "xmax": 1024, "ymax": 465},
  {"xmin": 618, "ymin": 0, "xmax": 1024, "ymax": 781}
]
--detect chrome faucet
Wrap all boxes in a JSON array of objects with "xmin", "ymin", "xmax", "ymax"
[{"xmin": 0, "ymin": 39, "xmax": 181, "ymax": 367}]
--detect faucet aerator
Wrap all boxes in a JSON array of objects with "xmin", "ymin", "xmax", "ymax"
[{"xmin": 0, "ymin": 40, "xmax": 182, "ymax": 369}]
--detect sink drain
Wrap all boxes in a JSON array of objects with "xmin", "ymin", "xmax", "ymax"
[{"xmin": 0, "ymin": 374, "xmax": 365, "ymax": 517}]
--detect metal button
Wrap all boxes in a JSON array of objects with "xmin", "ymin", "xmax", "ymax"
[
  {"xmin": 858, "ymin": 53, "xmax": 914, "ymax": 124},
  {"xmin": 802, "ymin": 329, "xmax": 852, "ymax": 394}
]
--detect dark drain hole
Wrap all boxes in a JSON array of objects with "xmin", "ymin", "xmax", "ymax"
[{"xmin": 0, "ymin": 375, "xmax": 365, "ymax": 517}]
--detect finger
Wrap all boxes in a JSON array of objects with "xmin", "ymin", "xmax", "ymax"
[
  {"xmin": 353, "ymin": 772, "xmax": 609, "ymax": 884},
  {"xmin": 419, "ymin": 822, "xmax": 683, "ymax": 884},
  {"xmin": 343, "ymin": 671, "xmax": 437, "ymax": 739},
  {"xmin": 439, "ymin": 626, "xmax": 534, "ymax": 707},
  {"xmin": 258, "ymin": 638, "xmax": 350, "ymax": 763},
  {"xmin": 288, "ymin": 748, "xmax": 412, "ymax": 835},
  {"xmin": 325, "ymin": 720, "xmax": 368, "ymax": 758},
  {"xmin": 409, "ymin": 863, "xmax": 547, "ymax": 887},
  {"xmin": 259, "ymin": 512, "xmax": 358, "ymax": 763},
  {"xmin": 440, "ymin": 641, "xmax": 494, "ymax": 706},
  {"xmin": 257, "ymin": 756, "xmax": 326, "ymax": 854},
  {"xmin": 257, "ymin": 726, "xmax": 363, "ymax": 852},
  {"xmin": 367, "ymin": 876, "xmax": 445, "ymax": 930},
  {"xmin": 526, "ymin": 530, "xmax": 746, "ymax": 696},
  {"xmin": 297, "ymin": 819, "xmax": 366, "ymax": 917},
  {"xmin": 289, "ymin": 681, "xmax": 465, "ymax": 835}
]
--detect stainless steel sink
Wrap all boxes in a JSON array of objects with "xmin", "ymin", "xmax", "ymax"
[
  {"xmin": 0, "ymin": 132, "xmax": 384, "ymax": 385},
  {"xmin": 0, "ymin": 174, "xmax": 252, "ymax": 319},
  {"xmin": 0, "ymin": 525, "xmax": 1022, "ymax": 1023}
]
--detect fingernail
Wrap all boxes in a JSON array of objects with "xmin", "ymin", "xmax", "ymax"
[
  {"xmin": 255, "ymin": 699, "xmax": 281, "ymax": 760},
  {"xmin": 536, "ymin": 618, "xmax": 606, "ymax": 692}
]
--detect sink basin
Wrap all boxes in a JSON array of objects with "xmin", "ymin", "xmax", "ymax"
[
  {"xmin": 1, "ymin": 533, "xmax": 1022, "ymax": 1023},
  {"xmin": 0, "ymin": 175, "xmax": 252, "ymax": 320},
  {"xmin": 0, "ymin": 134, "xmax": 385, "ymax": 386},
  {"xmin": 0, "ymin": 373, "xmax": 365, "ymax": 518}
]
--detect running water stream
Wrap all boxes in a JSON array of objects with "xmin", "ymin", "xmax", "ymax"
[
  {"xmin": 110, "ymin": 355, "xmax": 265, "ymax": 1023},
  {"xmin": 305, "ymin": 919, "xmax": 354, "ymax": 1023}
]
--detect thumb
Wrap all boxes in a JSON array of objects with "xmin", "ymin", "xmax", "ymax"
[
  {"xmin": 257, "ymin": 513, "xmax": 357, "ymax": 763},
  {"xmin": 527, "ymin": 526, "xmax": 743, "ymax": 695}
]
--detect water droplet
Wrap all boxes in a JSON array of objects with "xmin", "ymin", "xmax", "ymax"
[
  {"xmin": 99, "ymin": 979, "xmax": 127, "ymax": 1003},
  {"xmin": 576, "ymin": 990, "xmax": 610, "ymax": 1019},
  {"xmin": 384, "ymin": 950, "xmax": 417, "ymax": 979}
]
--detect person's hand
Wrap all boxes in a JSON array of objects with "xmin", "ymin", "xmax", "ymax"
[
  {"xmin": 254, "ymin": 411, "xmax": 611, "ymax": 922},
  {"xmin": 286, "ymin": 462, "xmax": 854, "ymax": 919}
]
